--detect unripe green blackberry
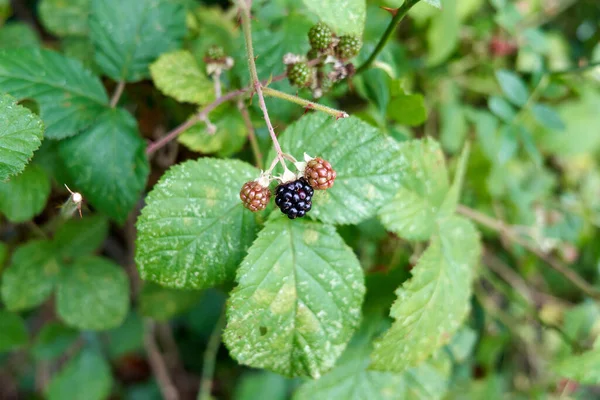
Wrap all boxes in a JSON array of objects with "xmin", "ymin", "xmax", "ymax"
[
  {"xmin": 287, "ymin": 62, "xmax": 311, "ymax": 87},
  {"xmin": 321, "ymin": 76, "xmax": 333, "ymax": 93},
  {"xmin": 336, "ymin": 35, "xmax": 362, "ymax": 60},
  {"xmin": 308, "ymin": 22, "xmax": 333, "ymax": 51},
  {"xmin": 205, "ymin": 45, "xmax": 226, "ymax": 62}
]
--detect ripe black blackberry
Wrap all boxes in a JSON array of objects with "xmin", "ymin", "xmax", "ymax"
[{"xmin": 275, "ymin": 178, "xmax": 314, "ymax": 219}]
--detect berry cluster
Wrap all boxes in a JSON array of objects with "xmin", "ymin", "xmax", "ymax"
[
  {"xmin": 239, "ymin": 155, "xmax": 337, "ymax": 220},
  {"xmin": 275, "ymin": 178, "xmax": 314, "ymax": 219},
  {"xmin": 285, "ymin": 22, "xmax": 362, "ymax": 98}
]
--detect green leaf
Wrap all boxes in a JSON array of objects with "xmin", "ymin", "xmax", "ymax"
[
  {"xmin": 554, "ymin": 346, "xmax": 600, "ymax": 384},
  {"xmin": 439, "ymin": 142, "xmax": 470, "ymax": 217},
  {"xmin": 302, "ymin": 0, "xmax": 365, "ymax": 36},
  {"xmin": 39, "ymin": 0, "xmax": 90, "ymax": 37},
  {"xmin": 0, "ymin": 0, "xmax": 10, "ymax": 25},
  {"xmin": 488, "ymin": 96, "xmax": 516, "ymax": 122},
  {"xmin": 427, "ymin": 0, "xmax": 459, "ymax": 65},
  {"xmin": 150, "ymin": 50, "xmax": 214, "ymax": 104},
  {"xmin": 136, "ymin": 158, "xmax": 260, "ymax": 289},
  {"xmin": 378, "ymin": 138, "xmax": 450, "ymax": 241},
  {"xmin": 0, "ymin": 311, "xmax": 28, "ymax": 353},
  {"xmin": 0, "ymin": 48, "xmax": 109, "ymax": 139},
  {"xmin": 139, "ymin": 282, "xmax": 202, "ymax": 321},
  {"xmin": 293, "ymin": 314, "xmax": 450, "ymax": 400},
  {"xmin": 58, "ymin": 108, "xmax": 149, "ymax": 223},
  {"xmin": 90, "ymin": 0, "xmax": 186, "ymax": 82},
  {"xmin": 56, "ymin": 256, "xmax": 129, "ymax": 330},
  {"xmin": 370, "ymin": 216, "xmax": 481, "ymax": 372},
  {"xmin": 0, "ymin": 22, "xmax": 40, "ymax": 49},
  {"xmin": 178, "ymin": 104, "xmax": 247, "ymax": 157},
  {"xmin": 0, "ymin": 164, "xmax": 50, "ymax": 222},
  {"xmin": 105, "ymin": 312, "xmax": 144, "ymax": 358},
  {"xmin": 1, "ymin": 240, "xmax": 61, "ymax": 311},
  {"xmin": 224, "ymin": 217, "xmax": 365, "ymax": 379},
  {"xmin": 269, "ymin": 113, "xmax": 403, "ymax": 225},
  {"xmin": 234, "ymin": 372, "xmax": 289, "ymax": 400},
  {"xmin": 54, "ymin": 215, "xmax": 109, "ymax": 259},
  {"xmin": 424, "ymin": 0, "xmax": 442, "ymax": 7},
  {"xmin": 387, "ymin": 94, "xmax": 428, "ymax": 126},
  {"xmin": 495, "ymin": 69, "xmax": 529, "ymax": 107},
  {"xmin": 0, "ymin": 94, "xmax": 44, "ymax": 181},
  {"xmin": 32, "ymin": 323, "xmax": 79, "ymax": 361},
  {"xmin": 47, "ymin": 348, "xmax": 113, "ymax": 400},
  {"xmin": 531, "ymin": 103, "xmax": 565, "ymax": 131}
]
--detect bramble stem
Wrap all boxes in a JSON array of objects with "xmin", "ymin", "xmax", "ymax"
[
  {"xmin": 144, "ymin": 320, "xmax": 179, "ymax": 400},
  {"xmin": 457, "ymin": 204, "xmax": 600, "ymax": 300},
  {"xmin": 356, "ymin": 0, "xmax": 422, "ymax": 74},
  {"xmin": 238, "ymin": 0, "xmax": 285, "ymax": 166},
  {"xmin": 197, "ymin": 309, "xmax": 226, "ymax": 400},
  {"xmin": 262, "ymin": 87, "xmax": 349, "ymax": 119},
  {"xmin": 110, "ymin": 81, "xmax": 125, "ymax": 107}
]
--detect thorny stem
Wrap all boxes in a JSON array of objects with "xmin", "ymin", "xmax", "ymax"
[
  {"xmin": 262, "ymin": 86, "xmax": 349, "ymax": 119},
  {"xmin": 457, "ymin": 204, "xmax": 600, "ymax": 300},
  {"xmin": 144, "ymin": 320, "xmax": 180, "ymax": 400},
  {"xmin": 197, "ymin": 309, "xmax": 226, "ymax": 400},
  {"xmin": 238, "ymin": 0, "xmax": 285, "ymax": 167},
  {"xmin": 110, "ymin": 81, "xmax": 125, "ymax": 108},
  {"xmin": 355, "ymin": 0, "xmax": 422, "ymax": 74},
  {"xmin": 237, "ymin": 100, "xmax": 263, "ymax": 168}
]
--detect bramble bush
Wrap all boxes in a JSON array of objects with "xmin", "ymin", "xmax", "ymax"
[{"xmin": 1, "ymin": 0, "xmax": 600, "ymax": 399}]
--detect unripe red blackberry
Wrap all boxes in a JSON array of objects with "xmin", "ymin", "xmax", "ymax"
[
  {"xmin": 275, "ymin": 178, "xmax": 314, "ymax": 219},
  {"xmin": 305, "ymin": 157, "xmax": 336, "ymax": 190},
  {"xmin": 287, "ymin": 62, "xmax": 312, "ymax": 87},
  {"xmin": 308, "ymin": 22, "xmax": 333, "ymax": 51},
  {"xmin": 240, "ymin": 181, "xmax": 271, "ymax": 212},
  {"xmin": 336, "ymin": 35, "xmax": 362, "ymax": 60}
]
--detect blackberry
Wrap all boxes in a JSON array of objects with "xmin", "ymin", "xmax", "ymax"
[
  {"xmin": 308, "ymin": 22, "xmax": 333, "ymax": 52},
  {"xmin": 205, "ymin": 45, "xmax": 226, "ymax": 63},
  {"xmin": 275, "ymin": 178, "xmax": 314, "ymax": 219},
  {"xmin": 336, "ymin": 35, "xmax": 362, "ymax": 60},
  {"xmin": 305, "ymin": 157, "xmax": 336, "ymax": 190},
  {"xmin": 287, "ymin": 62, "xmax": 311, "ymax": 87},
  {"xmin": 240, "ymin": 181, "xmax": 271, "ymax": 212}
]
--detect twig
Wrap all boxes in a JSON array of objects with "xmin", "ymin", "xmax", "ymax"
[
  {"xmin": 237, "ymin": 100, "xmax": 263, "ymax": 168},
  {"xmin": 549, "ymin": 60, "xmax": 600, "ymax": 76},
  {"xmin": 213, "ymin": 71, "xmax": 222, "ymax": 98},
  {"xmin": 110, "ymin": 81, "xmax": 125, "ymax": 108},
  {"xmin": 458, "ymin": 205, "xmax": 600, "ymax": 300},
  {"xmin": 144, "ymin": 320, "xmax": 180, "ymax": 400},
  {"xmin": 238, "ymin": 0, "xmax": 285, "ymax": 166},
  {"xmin": 261, "ymin": 86, "xmax": 349, "ymax": 119},
  {"xmin": 355, "ymin": 0, "xmax": 422, "ymax": 74},
  {"xmin": 197, "ymin": 309, "xmax": 226, "ymax": 400}
]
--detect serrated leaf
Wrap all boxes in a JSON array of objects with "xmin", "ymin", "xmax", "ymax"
[
  {"xmin": 224, "ymin": 217, "xmax": 365, "ymax": 379},
  {"xmin": 0, "ymin": 164, "xmax": 50, "ymax": 222},
  {"xmin": 387, "ymin": 94, "xmax": 428, "ymax": 126},
  {"xmin": 136, "ymin": 158, "xmax": 260, "ymax": 289},
  {"xmin": 554, "ymin": 347, "xmax": 600, "ymax": 384},
  {"xmin": 139, "ymin": 282, "xmax": 202, "ymax": 321},
  {"xmin": 269, "ymin": 114, "xmax": 403, "ymax": 225},
  {"xmin": 302, "ymin": 0, "xmax": 365, "ymax": 36},
  {"xmin": 90, "ymin": 0, "xmax": 186, "ymax": 82},
  {"xmin": 54, "ymin": 215, "xmax": 109, "ymax": 259},
  {"xmin": 47, "ymin": 348, "xmax": 113, "ymax": 400},
  {"xmin": 0, "ymin": 48, "xmax": 109, "ymax": 139},
  {"xmin": 32, "ymin": 323, "xmax": 79, "ymax": 361},
  {"xmin": 0, "ymin": 22, "xmax": 40, "ymax": 49},
  {"xmin": 178, "ymin": 104, "xmax": 247, "ymax": 157},
  {"xmin": 1, "ymin": 240, "xmax": 61, "ymax": 311},
  {"xmin": 0, "ymin": 94, "xmax": 44, "ymax": 181},
  {"xmin": 56, "ymin": 256, "xmax": 129, "ymax": 330},
  {"xmin": 38, "ymin": 0, "xmax": 90, "ymax": 37},
  {"xmin": 370, "ymin": 216, "xmax": 481, "ymax": 372},
  {"xmin": 150, "ymin": 50, "xmax": 214, "ymax": 104},
  {"xmin": 378, "ymin": 138, "xmax": 450, "ymax": 241},
  {"xmin": 293, "ymin": 314, "xmax": 449, "ymax": 400},
  {"xmin": 58, "ymin": 108, "xmax": 149, "ymax": 223},
  {"xmin": 0, "ymin": 311, "xmax": 28, "ymax": 353},
  {"xmin": 531, "ymin": 103, "xmax": 565, "ymax": 132},
  {"xmin": 495, "ymin": 69, "xmax": 529, "ymax": 107}
]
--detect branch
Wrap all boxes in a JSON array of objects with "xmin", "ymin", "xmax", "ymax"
[
  {"xmin": 355, "ymin": 0, "xmax": 422, "ymax": 74},
  {"xmin": 457, "ymin": 205, "xmax": 600, "ymax": 300},
  {"xmin": 262, "ymin": 87, "xmax": 349, "ymax": 119},
  {"xmin": 110, "ymin": 81, "xmax": 125, "ymax": 108},
  {"xmin": 197, "ymin": 309, "xmax": 226, "ymax": 400},
  {"xmin": 144, "ymin": 320, "xmax": 180, "ymax": 400}
]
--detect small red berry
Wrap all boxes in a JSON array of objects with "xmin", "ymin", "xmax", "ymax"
[
  {"xmin": 240, "ymin": 181, "xmax": 271, "ymax": 212},
  {"xmin": 304, "ymin": 157, "xmax": 336, "ymax": 190}
]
